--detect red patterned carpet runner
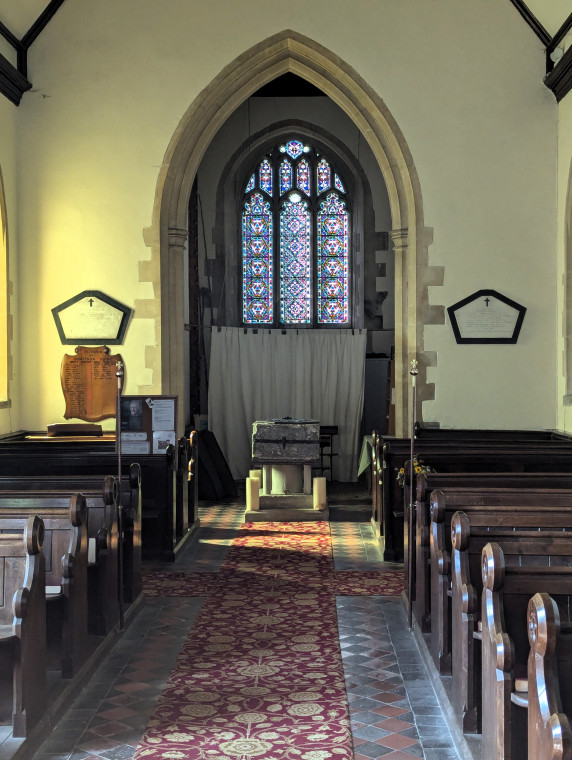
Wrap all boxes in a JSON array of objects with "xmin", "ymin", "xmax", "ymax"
[{"xmin": 136, "ymin": 522, "xmax": 403, "ymax": 759}]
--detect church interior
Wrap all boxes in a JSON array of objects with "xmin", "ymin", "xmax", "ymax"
[{"xmin": 0, "ymin": 1, "xmax": 572, "ymax": 759}]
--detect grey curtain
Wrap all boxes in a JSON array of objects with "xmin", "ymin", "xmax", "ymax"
[{"xmin": 208, "ymin": 327, "xmax": 367, "ymax": 481}]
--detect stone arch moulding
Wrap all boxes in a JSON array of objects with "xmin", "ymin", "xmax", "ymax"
[{"xmin": 142, "ymin": 28, "xmax": 441, "ymax": 436}]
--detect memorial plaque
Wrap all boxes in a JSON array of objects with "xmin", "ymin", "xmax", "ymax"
[
  {"xmin": 447, "ymin": 290, "xmax": 526, "ymax": 344},
  {"xmin": 52, "ymin": 290, "xmax": 132, "ymax": 345},
  {"xmin": 61, "ymin": 346, "xmax": 122, "ymax": 421}
]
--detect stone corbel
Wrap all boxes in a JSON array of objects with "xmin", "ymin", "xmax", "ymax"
[
  {"xmin": 389, "ymin": 228, "xmax": 409, "ymax": 254},
  {"xmin": 168, "ymin": 228, "xmax": 188, "ymax": 254}
]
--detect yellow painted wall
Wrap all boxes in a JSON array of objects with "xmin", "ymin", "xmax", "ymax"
[
  {"xmin": 556, "ymin": 91, "xmax": 572, "ymax": 431},
  {"xmin": 9, "ymin": 0, "xmax": 561, "ymax": 431}
]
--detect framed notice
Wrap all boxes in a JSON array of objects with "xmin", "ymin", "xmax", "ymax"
[
  {"xmin": 447, "ymin": 290, "xmax": 526, "ymax": 344},
  {"xmin": 120, "ymin": 395, "xmax": 177, "ymax": 455}
]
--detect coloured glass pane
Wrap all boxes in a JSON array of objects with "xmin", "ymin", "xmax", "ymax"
[
  {"xmin": 280, "ymin": 160, "xmax": 292, "ymax": 195},
  {"xmin": 334, "ymin": 174, "xmax": 345, "ymax": 193},
  {"xmin": 317, "ymin": 193, "xmax": 349, "ymax": 324},
  {"xmin": 242, "ymin": 193, "xmax": 273, "ymax": 324},
  {"xmin": 280, "ymin": 140, "xmax": 309, "ymax": 160},
  {"xmin": 245, "ymin": 174, "xmax": 255, "ymax": 193},
  {"xmin": 297, "ymin": 159, "xmax": 310, "ymax": 195},
  {"xmin": 317, "ymin": 159, "xmax": 331, "ymax": 194},
  {"xmin": 280, "ymin": 193, "xmax": 311, "ymax": 324},
  {"xmin": 259, "ymin": 159, "xmax": 272, "ymax": 195}
]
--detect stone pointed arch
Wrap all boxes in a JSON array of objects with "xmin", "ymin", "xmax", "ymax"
[{"xmin": 142, "ymin": 29, "xmax": 440, "ymax": 435}]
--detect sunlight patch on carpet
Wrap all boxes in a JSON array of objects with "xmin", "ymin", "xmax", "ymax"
[{"xmin": 135, "ymin": 522, "xmax": 402, "ymax": 759}]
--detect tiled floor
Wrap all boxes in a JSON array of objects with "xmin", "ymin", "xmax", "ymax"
[{"xmin": 1, "ymin": 487, "xmax": 462, "ymax": 760}]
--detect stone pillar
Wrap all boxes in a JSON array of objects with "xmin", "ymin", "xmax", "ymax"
[
  {"xmin": 164, "ymin": 227, "xmax": 188, "ymax": 435},
  {"xmin": 389, "ymin": 228, "xmax": 409, "ymax": 437},
  {"xmin": 303, "ymin": 465, "xmax": 312, "ymax": 495},
  {"xmin": 262, "ymin": 465, "xmax": 272, "ymax": 495}
]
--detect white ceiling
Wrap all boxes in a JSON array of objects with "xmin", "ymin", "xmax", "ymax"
[{"xmin": 0, "ymin": 1, "xmax": 570, "ymax": 46}]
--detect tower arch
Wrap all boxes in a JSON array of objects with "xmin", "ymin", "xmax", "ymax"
[{"xmin": 144, "ymin": 29, "xmax": 437, "ymax": 435}]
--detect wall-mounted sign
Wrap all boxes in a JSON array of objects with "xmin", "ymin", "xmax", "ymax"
[
  {"xmin": 52, "ymin": 290, "xmax": 132, "ymax": 345},
  {"xmin": 120, "ymin": 396, "xmax": 177, "ymax": 455},
  {"xmin": 447, "ymin": 290, "xmax": 526, "ymax": 344}
]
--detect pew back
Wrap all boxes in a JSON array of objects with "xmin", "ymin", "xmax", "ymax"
[
  {"xmin": 481, "ymin": 542, "xmax": 572, "ymax": 760},
  {"xmin": 378, "ymin": 434, "xmax": 572, "ymax": 561},
  {"xmin": 0, "ymin": 494, "xmax": 88, "ymax": 677},
  {"xmin": 527, "ymin": 592, "xmax": 572, "ymax": 760},
  {"xmin": 0, "ymin": 436, "xmax": 188, "ymax": 560},
  {"xmin": 0, "ymin": 516, "xmax": 46, "ymax": 737}
]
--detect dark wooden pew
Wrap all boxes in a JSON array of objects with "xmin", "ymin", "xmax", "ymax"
[
  {"xmin": 0, "ymin": 483, "xmax": 119, "ymax": 636},
  {"xmin": 429, "ymin": 488, "xmax": 572, "ymax": 676},
  {"xmin": 412, "ymin": 473, "xmax": 572, "ymax": 632},
  {"xmin": 0, "ymin": 493, "xmax": 88, "ymax": 678},
  {"xmin": 376, "ymin": 432, "xmax": 572, "ymax": 561},
  {"xmin": 0, "ymin": 443, "xmax": 183, "ymax": 560},
  {"xmin": 527, "ymin": 592, "xmax": 572, "ymax": 760},
  {"xmin": 0, "ymin": 467, "xmax": 142, "ymax": 604},
  {"xmin": 413, "ymin": 425, "xmax": 568, "ymax": 442},
  {"xmin": 481, "ymin": 542, "xmax": 572, "ymax": 759},
  {"xmin": 177, "ymin": 432, "xmax": 199, "ymax": 538},
  {"xmin": 450, "ymin": 508, "xmax": 572, "ymax": 735},
  {"xmin": 0, "ymin": 515, "xmax": 46, "ymax": 738}
]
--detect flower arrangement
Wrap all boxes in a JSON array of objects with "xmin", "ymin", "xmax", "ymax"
[{"xmin": 396, "ymin": 456, "xmax": 434, "ymax": 487}]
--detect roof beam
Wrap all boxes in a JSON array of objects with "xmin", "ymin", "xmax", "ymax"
[
  {"xmin": 0, "ymin": 0, "xmax": 65, "ymax": 104},
  {"xmin": 21, "ymin": 0, "xmax": 66, "ymax": 51},
  {"xmin": 544, "ymin": 44, "xmax": 572, "ymax": 102},
  {"xmin": 507, "ymin": 0, "xmax": 551, "ymax": 46},
  {"xmin": 0, "ymin": 54, "xmax": 31, "ymax": 105}
]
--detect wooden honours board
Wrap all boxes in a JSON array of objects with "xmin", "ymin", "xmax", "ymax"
[{"xmin": 61, "ymin": 346, "xmax": 122, "ymax": 422}]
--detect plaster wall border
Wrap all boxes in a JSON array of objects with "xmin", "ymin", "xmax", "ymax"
[{"xmin": 142, "ymin": 29, "xmax": 440, "ymax": 435}]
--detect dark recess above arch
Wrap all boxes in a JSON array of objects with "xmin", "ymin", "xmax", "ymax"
[{"xmin": 252, "ymin": 73, "xmax": 326, "ymax": 98}]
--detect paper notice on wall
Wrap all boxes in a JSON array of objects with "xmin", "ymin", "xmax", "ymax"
[
  {"xmin": 146, "ymin": 398, "xmax": 175, "ymax": 430},
  {"xmin": 121, "ymin": 439, "xmax": 151, "ymax": 455},
  {"xmin": 153, "ymin": 430, "xmax": 176, "ymax": 455}
]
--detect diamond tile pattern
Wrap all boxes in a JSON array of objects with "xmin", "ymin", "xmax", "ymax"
[{"xmin": 4, "ymin": 490, "xmax": 460, "ymax": 760}]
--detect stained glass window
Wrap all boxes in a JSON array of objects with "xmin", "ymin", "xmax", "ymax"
[
  {"xmin": 317, "ymin": 159, "xmax": 331, "ymax": 194},
  {"xmin": 242, "ymin": 139, "xmax": 350, "ymax": 327},
  {"xmin": 242, "ymin": 193, "xmax": 273, "ymax": 324},
  {"xmin": 297, "ymin": 159, "xmax": 310, "ymax": 196},
  {"xmin": 259, "ymin": 160, "xmax": 272, "ymax": 195},
  {"xmin": 317, "ymin": 193, "xmax": 349, "ymax": 324},
  {"xmin": 280, "ymin": 140, "xmax": 310, "ymax": 160},
  {"xmin": 280, "ymin": 160, "xmax": 292, "ymax": 195},
  {"xmin": 280, "ymin": 193, "xmax": 311, "ymax": 324}
]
